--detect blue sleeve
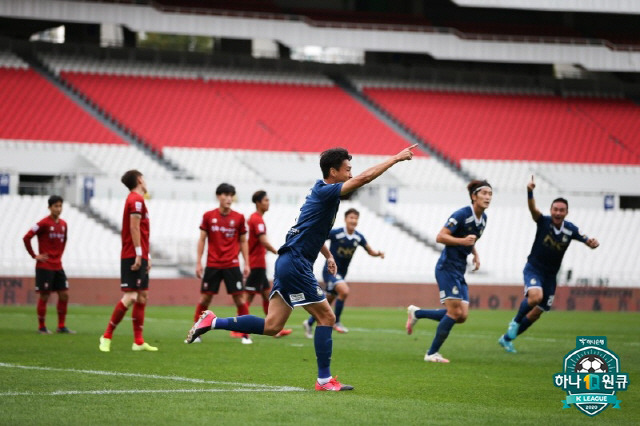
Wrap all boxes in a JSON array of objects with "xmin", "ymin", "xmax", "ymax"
[
  {"xmin": 317, "ymin": 182, "xmax": 343, "ymax": 201},
  {"xmin": 570, "ymin": 223, "xmax": 588, "ymax": 242},
  {"xmin": 444, "ymin": 209, "xmax": 465, "ymax": 233},
  {"xmin": 357, "ymin": 231, "xmax": 368, "ymax": 247},
  {"xmin": 328, "ymin": 228, "xmax": 340, "ymax": 241}
]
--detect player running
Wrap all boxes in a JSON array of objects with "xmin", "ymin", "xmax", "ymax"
[
  {"xmin": 406, "ymin": 180, "xmax": 492, "ymax": 363},
  {"xmin": 498, "ymin": 176, "xmax": 599, "ymax": 353},
  {"xmin": 303, "ymin": 208, "xmax": 384, "ymax": 337},
  {"xmin": 23, "ymin": 195, "xmax": 74, "ymax": 334},
  {"xmin": 186, "ymin": 144, "xmax": 417, "ymax": 391},
  {"xmin": 99, "ymin": 170, "xmax": 157, "ymax": 352},
  {"xmin": 193, "ymin": 183, "xmax": 251, "ymax": 344},
  {"xmin": 246, "ymin": 190, "xmax": 292, "ymax": 338}
]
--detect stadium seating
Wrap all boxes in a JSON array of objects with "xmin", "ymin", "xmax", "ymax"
[
  {"xmin": 89, "ymin": 198, "xmax": 441, "ymax": 283},
  {"xmin": 0, "ymin": 140, "xmax": 173, "ymax": 179},
  {"xmin": 0, "ymin": 195, "xmax": 120, "ymax": 277},
  {"xmin": 0, "ymin": 66, "xmax": 122, "ymax": 144},
  {"xmin": 364, "ymin": 88, "xmax": 640, "ymax": 165},
  {"xmin": 387, "ymin": 202, "xmax": 640, "ymax": 287}
]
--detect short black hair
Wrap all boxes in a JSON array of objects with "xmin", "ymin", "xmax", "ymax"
[
  {"xmin": 551, "ymin": 197, "xmax": 569, "ymax": 209},
  {"xmin": 252, "ymin": 190, "xmax": 267, "ymax": 204},
  {"xmin": 48, "ymin": 195, "xmax": 63, "ymax": 207},
  {"xmin": 344, "ymin": 208, "xmax": 360, "ymax": 218},
  {"xmin": 216, "ymin": 182, "xmax": 236, "ymax": 196},
  {"xmin": 320, "ymin": 147, "xmax": 352, "ymax": 179},
  {"xmin": 121, "ymin": 169, "xmax": 143, "ymax": 190},
  {"xmin": 467, "ymin": 179, "xmax": 492, "ymax": 202}
]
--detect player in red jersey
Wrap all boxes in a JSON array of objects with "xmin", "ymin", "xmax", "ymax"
[
  {"xmin": 23, "ymin": 195, "xmax": 74, "ymax": 334},
  {"xmin": 99, "ymin": 170, "xmax": 158, "ymax": 352},
  {"xmin": 193, "ymin": 183, "xmax": 251, "ymax": 344},
  {"xmin": 246, "ymin": 190, "xmax": 291, "ymax": 338}
]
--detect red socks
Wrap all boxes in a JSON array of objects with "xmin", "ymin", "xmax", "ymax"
[
  {"xmin": 57, "ymin": 298, "xmax": 68, "ymax": 329},
  {"xmin": 237, "ymin": 302, "xmax": 249, "ymax": 316},
  {"xmin": 262, "ymin": 299, "xmax": 269, "ymax": 315},
  {"xmin": 104, "ymin": 301, "xmax": 128, "ymax": 339},
  {"xmin": 132, "ymin": 302, "xmax": 145, "ymax": 345},
  {"xmin": 194, "ymin": 303, "xmax": 208, "ymax": 322},
  {"xmin": 37, "ymin": 298, "xmax": 47, "ymax": 329}
]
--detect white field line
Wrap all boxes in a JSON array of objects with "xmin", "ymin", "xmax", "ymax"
[
  {"xmin": 0, "ymin": 363, "xmax": 305, "ymax": 394},
  {"xmin": 0, "ymin": 388, "xmax": 299, "ymax": 396}
]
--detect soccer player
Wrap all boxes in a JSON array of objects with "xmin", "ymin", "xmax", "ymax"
[
  {"xmin": 186, "ymin": 144, "xmax": 417, "ymax": 391},
  {"xmin": 498, "ymin": 176, "xmax": 599, "ymax": 353},
  {"xmin": 193, "ymin": 183, "xmax": 251, "ymax": 344},
  {"xmin": 405, "ymin": 180, "xmax": 492, "ymax": 363},
  {"xmin": 23, "ymin": 195, "xmax": 74, "ymax": 334},
  {"xmin": 99, "ymin": 170, "xmax": 157, "ymax": 352},
  {"xmin": 303, "ymin": 208, "xmax": 384, "ymax": 338},
  {"xmin": 246, "ymin": 190, "xmax": 292, "ymax": 338}
]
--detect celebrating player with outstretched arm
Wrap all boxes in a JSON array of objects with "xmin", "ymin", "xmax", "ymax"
[
  {"xmin": 186, "ymin": 144, "xmax": 417, "ymax": 391},
  {"xmin": 406, "ymin": 180, "xmax": 492, "ymax": 363},
  {"xmin": 498, "ymin": 176, "xmax": 599, "ymax": 353}
]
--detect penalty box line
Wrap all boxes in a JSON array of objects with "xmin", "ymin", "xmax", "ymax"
[{"xmin": 0, "ymin": 362, "xmax": 305, "ymax": 394}]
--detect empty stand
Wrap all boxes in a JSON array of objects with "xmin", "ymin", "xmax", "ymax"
[
  {"xmin": 0, "ymin": 67, "xmax": 122, "ymax": 144},
  {"xmin": 365, "ymin": 88, "xmax": 640, "ymax": 165}
]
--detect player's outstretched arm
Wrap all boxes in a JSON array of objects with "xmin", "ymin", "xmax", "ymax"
[
  {"xmin": 365, "ymin": 244, "xmax": 384, "ymax": 259},
  {"xmin": 341, "ymin": 144, "xmax": 417, "ymax": 196},
  {"xmin": 585, "ymin": 237, "xmax": 600, "ymax": 249},
  {"xmin": 527, "ymin": 175, "xmax": 542, "ymax": 222}
]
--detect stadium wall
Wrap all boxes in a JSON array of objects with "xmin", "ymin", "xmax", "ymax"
[{"xmin": 1, "ymin": 276, "xmax": 638, "ymax": 312}]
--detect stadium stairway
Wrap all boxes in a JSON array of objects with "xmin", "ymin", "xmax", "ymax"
[
  {"xmin": 13, "ymin": 48, "xmax": 193, "ymax": 180},
  {"xmin": 74, "ymin": 202, "xmax": 192, "ymax": 276}
]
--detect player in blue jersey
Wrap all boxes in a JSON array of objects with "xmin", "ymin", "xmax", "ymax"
[
  {"xmin": 303, "ymin": 208, "xmax": 385, "ymax": 337},
  {"xmin": 405, "ymin": 180, "xmax": 492, "ymax": 363},
  {"xmin": 498, "ymin": 176, "xmax": 599, "ymax": 353},
  {"xmin": 186, "ymin": 144, "xmax": 417, "ymax": 391}
]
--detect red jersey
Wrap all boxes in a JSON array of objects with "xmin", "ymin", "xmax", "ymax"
[
  {"xmin": 23, "ymin": 216, "xmax": 67, "ymax": 270},
  {"xmin": 121, "ymin": 191, "xmax": 150, "ymax": 260},
  {"xmin": 200, "ymin": 208, "xmax": 246, "ymax": 269},
  {"xmin": 248, "ymin": 212, "xmax": 267, "ymax": 269}
]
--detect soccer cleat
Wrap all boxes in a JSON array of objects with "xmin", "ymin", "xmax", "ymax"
[
  {"xmin": 498, "ymin": 335, "xmax": 517, "ymax": 353},
  {"xmin": 406, "ymin": 305, "xmax": 420, "ymax": 335},
  {"xmin": 56, "ymin": 327, "xmax": 76, "ymax": 334},
  {"xmin": 274, "ymin": 329, "xmax": 292, "ymax": 338},
  {"xmin": 132, "ymin": 342, "xmax": 158, "ymax": 352},
  {"xmin": 38, "ymin": 327, "xmax": 52, "ymax": 334},
  {"xmin": 424, "ymin": 352, "xmax": 450, "ymax": 363},
  {"xmin": 186, "ymin": 310, "xmax": 216, "ymax": 344},
  {"xmin": 99, "ymin": 336, "xmax": 111, "ymax": 352},
  {"xmin": 333, "ymin": 322, "xmax": 349, "ymax": 334},
  {"xmin": 241, "ymin": 336, "xmax": 253, "ymax": 345},
  {"xmin": 302, "ymin": 320, "xmax": 313, "ymax": 339},
  {"xmin": 230, "ymin": 331, "xmax": 244, "ymax": 338},
  {"xmin": 184, "ymin": 336, "xmax": 201, "ymax": 344},
  {"xmin": 506, "ymin": 320, "xmax": 520, "ymax": 340},
  {"xmin": 315, "ymin": 376, "xmax": 354, "ymax": 391}
]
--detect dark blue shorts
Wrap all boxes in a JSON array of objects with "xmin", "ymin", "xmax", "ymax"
[
  {"xmin": 435, "ymin": 265, "xmax": 469, "ymax": 303},
  {"xmin": 270, "ymin": 250, "xmax": 326, "ymax": 309},
  {"xmin": 322, "ymin": 268, "xmax": 346, "ymax": 295},
  {"xmin": 523, "ymin": 263, "xmax": 557, "ymax": 311}
]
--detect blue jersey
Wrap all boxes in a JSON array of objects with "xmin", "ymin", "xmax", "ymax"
[
  {"xmin": 324, "ymin": 227, "xmax": 368, "ymax": 277},
  {"xmin": 436, "ymin": 206, "xmax": 487, "ymax": 273},
  {"xmin": 279, "ymin": 180, "xmax": 343, "ymax": 263},
  {"xmin": 527, "ymin": 215, "xmax": 587, "ymax": 275}
]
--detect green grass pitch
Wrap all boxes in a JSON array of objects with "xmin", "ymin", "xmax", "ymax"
[{"xmin": 0, "ymin": 305, "xmax": 637, "ymax": 425}]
